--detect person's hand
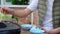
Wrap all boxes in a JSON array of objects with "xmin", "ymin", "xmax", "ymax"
[
  {"xmin": 41, "ymin": 27, "xmax": 59, "ymax": 34},
  {"xmin": 1, "ymin": 7, "xmax": 14, "ymax": 14},
  {"xmin": 41, "ymin": 27, "xmax": 50, "ymax": 34}
]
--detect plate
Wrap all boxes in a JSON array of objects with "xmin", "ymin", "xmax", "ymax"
[
  {"xmin": 30, "ymin": 27, "xmax": 45, "ymax": 34},
  {"xmin": 20, "ymin": 24, "xmax": 33, "ymax": 30}
]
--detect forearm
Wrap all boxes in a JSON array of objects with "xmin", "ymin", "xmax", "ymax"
[
  {"xmin": 49, "ymin": 27, "xmax": 60, "ymax": 34},
  {"xmin": 12, "ymin": 8, "xmax": 32, "ymax": 18}
]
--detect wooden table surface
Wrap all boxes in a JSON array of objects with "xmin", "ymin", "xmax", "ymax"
[{"xmin": 21, "ymin": 30, "xmax": 31, "ymax": 34}]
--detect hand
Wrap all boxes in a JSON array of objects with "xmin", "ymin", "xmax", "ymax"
[
  {"xmin": 41, "ymin": 27, "xmax": 59, "ymax": 34},
  {"xmin": 41, "ymin": 27, "xmax": 50, "ymax": 34},
  {"xmin": 1, "ymin": 7, "xmax": 14, "ymax": 14}
]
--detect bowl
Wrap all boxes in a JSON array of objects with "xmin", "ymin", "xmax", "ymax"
[
  {"xmin": 20, "ymin": 24, "xmax": 33, "ymax": 31},
  {"xmin": 30, "ymin": 27, "xmax": 45, "ymax": 34}
]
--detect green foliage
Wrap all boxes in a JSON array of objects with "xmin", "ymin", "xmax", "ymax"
[
  {"xmin": 6, "ymin": 0, "xmax": 11, "ymax": 2},
  {"xmin": 12, "ymin": 0, "xmax": 29, "ymax": 5},
  {"xmin": 0, "ymin": 12, "xmax": 12, "ymax": 18},
  {"xmin": 12, "ymin": 16, "xmax": 18, "ymax": 22}
]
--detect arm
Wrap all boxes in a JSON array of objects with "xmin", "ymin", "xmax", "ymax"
[
  {"xmin": 13, "ymin": 0, "xmax": 38, "ymax": 18},
  {"xmin": 48, "ymin": 27, "xmax": 60, "ymax": 34},
  {"xmin": 13, "ymin": 8, "xmax": 32, "ymax": 18},
  {"xmin": 41, "ymin": 27, "xmax": 60, "ymax": 34},
  {"xmin": 1, "ymin": 0, "xmax": 38, "ymax": 18}
]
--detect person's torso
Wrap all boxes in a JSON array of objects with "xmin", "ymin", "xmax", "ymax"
[
  {"xmin": 42, "ymin": 0, "xmax": 54, "ymax": 27},
  {"xmin": 38, "ymin": 0, "xmax": 60, "ymax": 28}
]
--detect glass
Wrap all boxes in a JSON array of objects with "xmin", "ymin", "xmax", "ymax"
[{"xmin": 6, "ymin": 0, "xmax": 29, "ymax": 5}]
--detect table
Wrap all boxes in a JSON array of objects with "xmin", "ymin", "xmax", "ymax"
[{"xmin": 21, "ymin": 30, "xmax": 31, "ymax": 34}]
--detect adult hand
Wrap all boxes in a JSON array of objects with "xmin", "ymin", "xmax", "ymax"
[
  {"xmin": 41, "ymin": 27, "xmax": 60, "ymax": 34},
  {"xmin": 1, "ymin": 7, "xmax": 14, "ymax": 14}
]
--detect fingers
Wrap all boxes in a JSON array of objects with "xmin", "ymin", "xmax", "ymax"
[
  {"xmin": 40, "ymin": 27, "xmax": 50, "ymax": 34},
  {"xmin": 40, "ymin": 27, "xmax": 47, "ymax": 32},
  {"xmin": 1, "ymin": 7, "xmax": 10, "ymax": 14},
  {"xmin": 41, "ymin": 27, "xmax": 45, "ymax": 30},
  {"xmin": 1, "ymin": 7, "xmax": 6, "ymax": 14}
]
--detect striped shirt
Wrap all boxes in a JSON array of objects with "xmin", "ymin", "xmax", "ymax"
[{"xmin": 27, "ymin": 0, "xmax": 54, "ymax": 30}]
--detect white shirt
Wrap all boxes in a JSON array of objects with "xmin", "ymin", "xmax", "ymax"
[{"xmin": 27, "ymin": 0, "xmax": 54, "ymax": 30}]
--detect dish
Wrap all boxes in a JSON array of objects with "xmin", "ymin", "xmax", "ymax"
[
  {"xmin": 20, "ymin": 24, "xmax": 33, "ymax": 30},
  {"xmin": 30, "ymin": 27, "xmax": 45, "ymax": 34}
]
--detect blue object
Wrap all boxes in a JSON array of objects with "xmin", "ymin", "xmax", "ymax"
[
  {"xmin": 20, "ymin": 24, "xmax": 33, "ymax": 30},
  {"xmin": 30, "ymin": 27, "xmax": 45, "ymax": 34}
]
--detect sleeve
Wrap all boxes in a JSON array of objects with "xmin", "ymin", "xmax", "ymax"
[
  {"xmin": 27, "ymin": 0, "xmax": 38, "ymax": 11},
  {"xmin": 42, "ymin": 19, "xmax": 53, "ymax": 30}
]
